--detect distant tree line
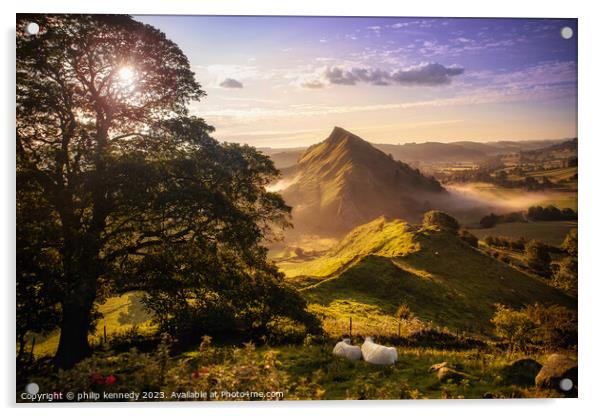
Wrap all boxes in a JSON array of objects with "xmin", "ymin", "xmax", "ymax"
[{"xmin": 480, "ymin": 205, "xmax": 577, "ymax": 228}]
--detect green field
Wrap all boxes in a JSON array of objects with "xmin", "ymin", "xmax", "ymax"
[
  {"xmin": 469, "ymin": 221, "xmax": 577, "ymax": 247},
  {"xmin": 526, "ymin": 166, "xmax": 577, "ymax": 182}
]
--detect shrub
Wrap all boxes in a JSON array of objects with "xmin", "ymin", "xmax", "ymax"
[
  {"xmin": 524, "ymin": 240, "xmax": 551, "ymax": 277},
  {"xmin": 480, "ymin": 213, "xmax": 499, "ymax": 229},
  {"xmin": 265, "ymin": 316, "xmax": 307, "ymax": 345},
  {"xmin": 491, "ymin": 304, "xmax": 577, "ymax": 351},
  {"xmin": 551, "ymin": 257, "xmax": 577, "ymax": 296},
  {"xmin": 524, "ymin": 303, "xmax": 577, "ymax": 348},
  {"xmin": 483, "ymin": 236, "xmax": 525, "ymax": 251},
  {"xmin": 479, "ymin": 212, "xmax": 526, "ymax": 228},
  {"xmin": 491, "ymin": 304, "xmax": 536, "ymax": 352},
  {"xmin": 404, "ymin": 327, "xmax": 485, "ymax": 349},
  {"xmin": 54, "ymin": 333, "xmax": 173, "ymax": 395},
  {"xmin": 422, "ymin": 210, "xmax": 460, "ymax": 234},
  {"xmin": 165, "ymin": 342, "xmax": 289, "ymax": 401},
  {"xmin": 107, "ymin": 326, "xmax": 159, "ymax": 353},
  {"xmin": 459, "ymin": 230, "xmax": 479, "ymax": 248},
  {"xmin": 561, "ymin": 228, "xmax": 577, "ymax": 257}
]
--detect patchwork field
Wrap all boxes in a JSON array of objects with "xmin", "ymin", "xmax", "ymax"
[{"xmin": 469, "ymin": 221, "xmax": 577, "ymax": 247}]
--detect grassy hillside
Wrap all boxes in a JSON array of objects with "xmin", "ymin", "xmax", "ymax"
[
  {"xmin": 278, "ymin": 218, "xmax": 419, "ymax": 280},
  {"xmin": 279, "ymin": 217, "xmax": 575, "ymax": 337}
]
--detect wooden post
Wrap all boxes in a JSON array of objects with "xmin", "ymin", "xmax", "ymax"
[
  {"xmin": 349, "ymin": 317, "xmax": 352, "ymax": 338},
  {"xmin": 398, "ymin": 321, "xmax": 401, "ymax": 339},
  {"xmin": 30, "ymin": 337, "xmax": 36, "ymax": 362},
  {"xmin": 103, "ymin": 325, "xmax": 107, "ymax": 343}
]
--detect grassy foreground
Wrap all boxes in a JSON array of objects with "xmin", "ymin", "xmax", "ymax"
[{"xmin": 270, "ymin": 343, "xmax": 571, "ymax": 399}]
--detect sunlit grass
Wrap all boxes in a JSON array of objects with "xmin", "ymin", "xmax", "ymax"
[{"xmin": 278, "ymin": 217, "xmax": 418, "ymax": 279}]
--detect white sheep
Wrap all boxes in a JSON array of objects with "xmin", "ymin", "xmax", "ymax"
[
  {"xmin": 361, "ymin": 336, "xmax": 398, "ymax": 365},
  {"xmin": 332, "ymin": 338, "xmax": 362, "ymax": 361}
]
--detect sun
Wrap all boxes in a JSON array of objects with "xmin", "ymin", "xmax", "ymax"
[
  {"xmin": 115, "ymin": 66, "xmax": 137, "ymax": 94},
  {"xmin": 118, "ymin": 66, "xmax": 135, "ymax": 82}
]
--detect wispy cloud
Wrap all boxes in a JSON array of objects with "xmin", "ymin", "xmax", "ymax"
[{"xmin": 299, "ymin": 80, "xmax": 325, "ymax": 89}]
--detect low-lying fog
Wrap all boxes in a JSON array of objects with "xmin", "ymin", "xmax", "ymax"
[{"xmin": 446, "ymin": 183, "xmax": 576, "ymax": 213}]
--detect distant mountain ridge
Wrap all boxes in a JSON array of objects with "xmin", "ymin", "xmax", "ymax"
[
  {"xmin": 260, "ymin": 138, "xmax": 571, "ymax": 168},
  {"xmin": 280, "ymin": 127, "xmax": 445, "ymax": 234},
  {"xmin": 375, "ymin": 142, "xmax": 487, "ymax": 163}
]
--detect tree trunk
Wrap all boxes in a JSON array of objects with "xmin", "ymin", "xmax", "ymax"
[
  {"xmin": 54, "ymin": 121, "xmax": 109, "ymax": 369},
  {"xmin": 17, "ymin": 334, "xmax": 26, "ymax": 362},
  {"xmin": 54, "ymin": 294, "xmax": 96, "ymax": 369}
]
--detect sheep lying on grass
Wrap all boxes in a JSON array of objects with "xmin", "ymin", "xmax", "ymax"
[
  {"xmin": 332, "ymin": 338, "xmax": 362, "ymax": 361},
  {"xmin": 361, "ymin": 336, "xmax": 398, "ymax": 365}
]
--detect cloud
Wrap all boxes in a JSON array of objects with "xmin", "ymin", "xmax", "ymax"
[
  {"xmin": 219, "ymin": 78, "xmax": 244, "ymax": 89},
  {"xmin": 300, "ymin": 80, "xmax": 325, "ymax": 89},
  {"xmin": 390, "ymin": 63, "xmax": 464, "ymax": 85},
  {"xmin": 320, "ymin": 62, "xmax": 465, "ymax": 87}
]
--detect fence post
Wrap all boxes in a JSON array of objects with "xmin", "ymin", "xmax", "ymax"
[
  {"xmin": 398, "ymin": 321, "xmax": 401, "ymax": 339},
  {"xmin": 30, "ymin": 337, "xmax": 36, "ymax": 362},
  {"xmin": 349, "ymin": 317, "xmax": 353, "ymax": 338},
  {"xmin": 103, "ymin": 325, "xmax": 107, "ymax": 343}
]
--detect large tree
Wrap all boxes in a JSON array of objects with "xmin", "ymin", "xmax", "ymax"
[{"xmin": 17, "ymin": 15, "xmax": 303, "ymax": 368}]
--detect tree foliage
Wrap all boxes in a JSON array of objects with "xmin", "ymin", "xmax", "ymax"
[
  {"xmin": 422, "ymin": 210, "xmax": 460, "ymax": 234},
  {"xmin": 561, "ymin": 228, "xmax": 578, "ymax": 257},
  {"xmin": 491, "ymin": 303, "xmax": 577, "ymax": 351},
  {"xmin": 524, "ymin": 240, "xmax": 552, "ymax": 277}
]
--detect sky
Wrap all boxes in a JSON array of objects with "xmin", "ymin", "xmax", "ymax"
[{"xmin": 135, "ymin": 16, "xmax": 577, "ymax": 148}]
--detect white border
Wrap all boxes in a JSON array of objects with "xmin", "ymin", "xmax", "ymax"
[{"xmin": 2, "ymin": 1, "xmax": 600, "ymax": 415}]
